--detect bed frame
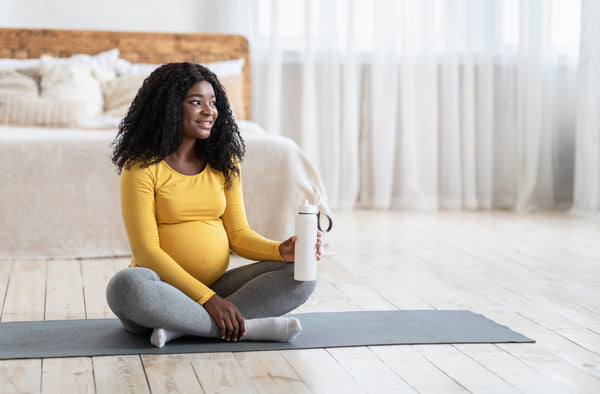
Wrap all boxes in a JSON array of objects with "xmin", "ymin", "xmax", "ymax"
[{"xmin": 0, "ymin": 28, "xmax": 251, "ymax": 119}]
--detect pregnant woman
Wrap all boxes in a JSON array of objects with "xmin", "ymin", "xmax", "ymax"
[{"xmin": 106, "ymin": 62, "xmax": 318, "ymax": 348}]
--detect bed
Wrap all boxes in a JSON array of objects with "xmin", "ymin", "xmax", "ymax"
[{"xmin": 0, "ymin": 28, "xmax": 329, "ymax": 258}]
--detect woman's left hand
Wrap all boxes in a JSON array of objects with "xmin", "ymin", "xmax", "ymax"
[{"xmin": 279, "ymin": 232, "xmax": 322, "ymax": 263}]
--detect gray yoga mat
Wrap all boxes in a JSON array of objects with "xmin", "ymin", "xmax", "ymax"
[{"xmin": 0, "ymin": 310, "xmax": 533, "ymax": 360}]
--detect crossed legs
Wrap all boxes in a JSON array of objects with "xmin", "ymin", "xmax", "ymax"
[{"xmin": 105, "ymin": 262, "xmax": 315, "ymax": 347}]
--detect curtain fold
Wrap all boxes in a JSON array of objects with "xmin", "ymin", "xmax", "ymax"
[
  {"xmin": 217, "ymin": 0, "xmax": 582, "ymax": 211},
  {"xmin": 338, "ymin": 0, "xmax": 360, "ymax": 210},
  {"xmin": 573, "ymin": 0, "xmax": 600, "ymax": 213}
]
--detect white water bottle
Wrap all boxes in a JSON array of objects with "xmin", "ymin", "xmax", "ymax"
[
  {"xmin": 294, "ymin": 186, "xmax": 332, "ymax": 281},
  {"xmin": 294, "ymin": 198, "xmax": 319, "ymax": 281}
]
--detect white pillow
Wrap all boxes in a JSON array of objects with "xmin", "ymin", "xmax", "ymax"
[
  {"xmin": 0, "ymin": 58, "xmax": 40, "ymax": 71},
  {"xmin": 0, "ymin": 48, "xmax": 119, "ymax": 76},
  {"xmin": 39, "ymin": 55, "xmax": 105, "ymax": 117},
  {"xmin": 204, "ymin": 58, "xmax": 245, "ymax": 77},
  {"xmin": 63, "ymin": 48, "xmax": 120, "ymax": 74},
  {"xmin": 0, "ymin": 70, "xmax": 38, "ymax": 96},
  {"xmin": 115, "ymin": 59, "xmax": 159, "ymax": 76},
  {"xmin": 115, "ymin": 57, "xmax": 245, "ymax": 77}
]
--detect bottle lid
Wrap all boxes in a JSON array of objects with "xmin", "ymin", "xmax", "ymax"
[
  {"xmin": 298, "ymin": 199, "xmax": 317, "ymax": 214},
  {"xmin": 298, "ymin": 186, "xmax": 323, "ymax": 213}
]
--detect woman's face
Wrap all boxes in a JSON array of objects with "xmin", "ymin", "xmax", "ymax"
[{"xmin": 181, "ymin": 80, "xmax": 218, "ymax": 141}]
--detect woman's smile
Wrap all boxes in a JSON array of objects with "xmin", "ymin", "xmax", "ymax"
[{"xmin": 197, "ymin": 120, "xmax": 214, "ymax": 129}]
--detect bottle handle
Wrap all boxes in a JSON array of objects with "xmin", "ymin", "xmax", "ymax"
[{"xmin": 317, "ymin": 211, "xmax": 333, "ymax": 233}]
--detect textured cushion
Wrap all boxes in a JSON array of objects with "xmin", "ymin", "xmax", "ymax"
[
  {"xmin": 0, "ymin": 94, "xmax": 87, "ymax": 126},
  {"xmin": 101, "ymin": 73, "xmax": 148, "ymax": 117},
  {"xmin": 219, "ymin": 73, "xmax": 245, "ymax": 119}
]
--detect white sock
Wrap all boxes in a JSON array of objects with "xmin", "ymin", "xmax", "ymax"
[
  {"xmin": 150, "ymin": 317, "xmax": 302, "ymax": 347},
  {"xmin": 150, "ymin": 328, "xmax": 185, "ymax": 348},
  {"xmin": 243, "ymin": 317, "xmax": 302, "ymax": 342}
]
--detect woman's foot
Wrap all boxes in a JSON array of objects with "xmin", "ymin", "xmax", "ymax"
[{"xmin": 150, "ymin": 328, "xmax": 185, "ymax": 348}]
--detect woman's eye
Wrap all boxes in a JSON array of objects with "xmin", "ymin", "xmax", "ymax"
[{"xmin": 188, "ymin": 100, "xmax": 216, "ymax": 108}]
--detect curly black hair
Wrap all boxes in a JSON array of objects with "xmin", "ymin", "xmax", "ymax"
[{"xmin": 111, "ymin": 62, "xmax": 245, "ymax": 188}]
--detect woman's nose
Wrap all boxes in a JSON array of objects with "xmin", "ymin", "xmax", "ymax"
[{"xmin": 200, "ymin": 105, "xmax": 213, "ymax": 116}]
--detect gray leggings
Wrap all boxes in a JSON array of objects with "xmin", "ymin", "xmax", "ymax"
[{"xmin": 105, "ymin": 260, "xmax": 315, "ymax": 337}]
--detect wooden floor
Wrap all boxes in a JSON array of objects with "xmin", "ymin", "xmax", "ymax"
[{"xmin": 1, "ymin": 209, "xmax": 599, "ymax": 393}]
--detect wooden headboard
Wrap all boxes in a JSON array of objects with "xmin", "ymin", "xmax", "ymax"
[{"xmin": 0, "ymin": 28, "xmax": 251, "ymax": 119}]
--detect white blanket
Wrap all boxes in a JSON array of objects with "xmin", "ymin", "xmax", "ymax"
[
  {"xmin": 0, "ymin": 122, "xmax": 330, "ymax": 258},
  {"xmin": 241, "ymin": 130, "xmax": 331, "ymax": 242}
]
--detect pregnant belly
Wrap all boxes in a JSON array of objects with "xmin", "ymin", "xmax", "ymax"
[{"xmin": 158, "ymin": 220, "xmax": 230, "ymax": 286}]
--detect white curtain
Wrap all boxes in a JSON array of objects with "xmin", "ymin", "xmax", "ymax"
[
  {"xmin": 217, "ymin": 0, "xmax": 580, "ymax": 211},
  {"xmin": 573, "ymin": 0, "xmax": 600, "ymax": 213}
]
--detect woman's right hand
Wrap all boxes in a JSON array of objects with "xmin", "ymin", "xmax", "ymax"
[{"xmin": 203, "ymin": 294, "xmax": 246, "ymax": 341}]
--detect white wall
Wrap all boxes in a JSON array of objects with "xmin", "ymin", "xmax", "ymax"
[{"xmin": 0, "ymin": 0, "xmax": 220, "ymax": 32}]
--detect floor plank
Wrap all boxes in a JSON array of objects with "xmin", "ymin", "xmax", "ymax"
[
  {"xmin": 454, "ymin": 343, "xmax": 572, "ymax": 393},
  {"xmin": 529, "ymin": 328, "xmax": 600, "ymax": 380},
  {"xmin": 0, "ymin": 260, "xmax": 13, "ymax": 317},
  {"xmin": 141, "ymin": 354, "xmax": 203, "ymax": 393},
  {"xmin": 327, "ymin": 346, "xmax": 416, "ymax": 393},
  {"xmin": 188, "ymin": 352, "xmax": 257, "ymax": 394},
  {"xmin": 334, "ymin": 283, "xmax": 398, "ymax": 311},
  {"xmin": 476, "ymin": 307, "xmax": 600, "ymax": 382},
  {"xmin": 498, "ymin": 342, "xmax": 600, "ymax": 393},
  {"xmin": 415, "ymin": 345, "xmax": 520, "ymax": 393},
  {"xmin": 370, "ymin": 345, "xmax": 467, "ymax": 393},
  {"xmin": 0, "ymin": 359, "xmax": 41, "ymax": 393},
  {"xmin": 92, "ymin": 355, "xmax": 150, "ymax": 394},
  {"xmin": 41, "ymin": 357, "xmax": 95, "ymax": 393},
  {"xmin": 553, "ymin": 328, "xmax": 600, "ymax": 355},
  {"xmin": 1, "ymin": 259, "xmax": 46, "ymax": 322},
  {"xmin": 234, "ymin": 351, "xmax": 311, "ymax": 393},
  {"xmin": 280, "ymin": 348, "xmax": 365, "ymax": 394},
  {"xmin": 45, "ymin": 259, "xmax": 86, "ymax": 320},
  {"xmin": 80, "ymin": 258, "xmax": 123, "ymax": 319}
]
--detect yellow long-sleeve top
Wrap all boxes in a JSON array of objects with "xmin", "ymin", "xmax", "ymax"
[{"xmin": 120, "ymin": 160, "xmax": 284, "ymax": 305}]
